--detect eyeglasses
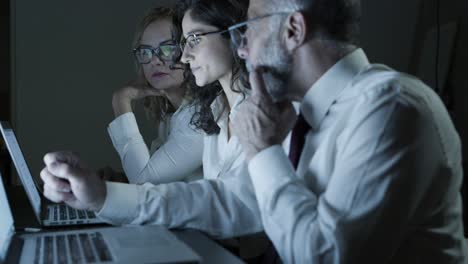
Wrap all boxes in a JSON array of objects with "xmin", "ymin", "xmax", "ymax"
[
  {"xmin": 133, "ymin": 43, "xmax": 181, "ymax": 64},
  {"xmin": 228, "ymin": 12, "xmax": 291, "ymax": 50},
  {"xmin": 179, "ymin": 29, "xmax": 229, "ymax": 52}
]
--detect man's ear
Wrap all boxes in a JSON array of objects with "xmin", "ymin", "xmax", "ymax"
[{"xmin": 283, "ymin": 12, "xmax": 307, "ymax": 52}]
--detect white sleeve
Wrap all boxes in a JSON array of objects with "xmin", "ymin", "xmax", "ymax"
[
  {"xmin": 97, "ymin": 163, "xmax": 263, "ymax": 239},
  {"xmin": 107, "ymin": 110, "xmax": 203, "ymax": 185},
  {"xmin": 248, "ymin": 86, "xmax": 449, "ymax": 263}
]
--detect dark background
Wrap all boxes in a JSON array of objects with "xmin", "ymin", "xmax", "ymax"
[{"xmin": 0, "ymin": 0, "xmax": 467, "ymax": 233}]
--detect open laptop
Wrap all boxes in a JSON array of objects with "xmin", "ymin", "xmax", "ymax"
[
  {"xmin": 0, "ymin": 121, "xmax": 105, "ymax": 227},
  {"xmin": 0, "ymin": 171, "xmax": 202, "ymax": 263}
]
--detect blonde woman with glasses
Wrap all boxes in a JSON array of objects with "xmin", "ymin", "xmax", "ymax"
[{"xmin": 101, "ymin": 6, "xmax": 204, "ymax": 185}]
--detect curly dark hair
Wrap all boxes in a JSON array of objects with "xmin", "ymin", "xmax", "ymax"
[{"xmin": 176, "ymin": 0, "xmax": 250, "ymax": 135}]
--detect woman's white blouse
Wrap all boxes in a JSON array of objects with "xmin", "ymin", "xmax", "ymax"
[{"xmin": 107, "ymin": 103, "xmax": 204, "ymax": 184}]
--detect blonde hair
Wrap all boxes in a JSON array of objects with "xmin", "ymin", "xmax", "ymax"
[{"xmin": 132, "ymin": 6, "xmax": 180, "ymax": 125}]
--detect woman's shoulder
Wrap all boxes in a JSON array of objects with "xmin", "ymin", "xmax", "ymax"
[{"xmin": 170, "ymin": 102, "xmax": 203, "ymax": 135}]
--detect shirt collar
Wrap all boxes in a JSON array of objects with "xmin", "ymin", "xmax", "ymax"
[
  {"xmin": 210, "ymin": 93, "xmax": 245, "ymax": 128},
  {"xmin": 301, "ymin": 48, "xmax": 370, "ymax": 130}
]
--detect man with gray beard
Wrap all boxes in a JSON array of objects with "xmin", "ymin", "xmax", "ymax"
[{"xmin": 231, "ymin": 0, "xmax": 468, "ymax": 263}]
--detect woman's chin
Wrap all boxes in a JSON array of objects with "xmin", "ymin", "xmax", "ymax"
[
  {"xmin": 195, "ymin": 75, "xmax": 213, "ymax": 87},
  {"xmin": 194, "ymin": 79, "xmax": 205, "ymax": 87}
]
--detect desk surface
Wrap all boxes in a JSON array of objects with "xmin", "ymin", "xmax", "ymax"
[{"xmin": 7, "ymin": 186, "xmax": 244, "ymax": 264}]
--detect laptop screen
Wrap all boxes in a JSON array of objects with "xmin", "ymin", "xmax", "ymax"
[
  {"xmin": 0, "ymin": 172, "xmax": 15, "ymax": 262},
  {"xmin": 0, "ymin": 122, "xmax": 42, "ymax": 219}
]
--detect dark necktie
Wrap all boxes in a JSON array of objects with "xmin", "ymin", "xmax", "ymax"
[
  {"xmin": 288, "ymin": 113, "xmax": 311, "ymax": 169},
  {"xmin": 260, "ymin": 113, "xmax": 311, "ymax": 264}
]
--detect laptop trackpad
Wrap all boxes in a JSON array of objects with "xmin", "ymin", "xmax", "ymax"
[
  {"xmin": 116, "ymin": 232, "xmax": 172, "ymax": 248},
  {"xmin": 107, "ymin": 226, "xmax": 175, "ymax": 249}
]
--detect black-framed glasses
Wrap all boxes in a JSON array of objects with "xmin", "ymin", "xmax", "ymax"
[
  {"xmin": 228, "ymin": 12, "xmax": 291, "ymax": 50},
  {"xmin": 179, "ymin": 29, "xmax": 229, "ymax": 52},
  {"xmin": 133, "ymin": 43, "xmax": 181, "ymax": 64}
]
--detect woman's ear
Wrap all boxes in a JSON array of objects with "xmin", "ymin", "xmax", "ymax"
[{"xmin": 283, "ymin": 12, "xmax": 307, "ymax": 52}]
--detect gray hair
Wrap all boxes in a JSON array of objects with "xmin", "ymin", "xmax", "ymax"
[
  {"xmin": 267, "ymin": 0, "xmax": 310, "ymax": 13},
  {"xmin": 266, "ymin": 0, "xmax": 361, "ymax": 45}
]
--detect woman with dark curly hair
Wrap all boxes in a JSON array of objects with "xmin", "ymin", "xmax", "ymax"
[
  {"xmin": 178, "ymin": 0, "xmax": 270, "ymax": 260},
  {"xmin": 178, "ymin": 1, "xmax": 250, "ymax": 136},
  {"xmin": 178, "ymin": 0, "xmax": 250, "ymax": 171}
]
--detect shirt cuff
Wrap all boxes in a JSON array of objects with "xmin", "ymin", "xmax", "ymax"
[
  {"xmin": 248, "ymin": 145, "xmax": 298, "ymax": 208},
  {"xmin": 96, "ymin": 182, "xmax": 140, "ymax": 225},
  {"xmin": 107, "ymin": 112, "xmax": 140, "ymax": 144}
]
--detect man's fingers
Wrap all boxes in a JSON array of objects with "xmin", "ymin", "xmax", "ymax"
[
  {"xmin": 63, "ymin": 195, "xmax": 78, "ymax": 204},
  {"xmin": 40, "ymin": 168, "xmax": 71, "ymax": 192},
  {"xmin": 46, "ymin": 162, "xmax": 82, "ymax": 183},
  {"xmin": 43, "ymin": 185, "xmax": 63, "ymax": 203},
  {"xmin": 249, "ymin": 67, "xmax": 271, "ymax": 100},
  {"xmin": 43, "ymin": 151, "xmax": 79, "ymax": 167},
  {"xmin": 43, "ymin": 152, "xmax": 61, "ymax": 167},
  {"xmin": 43, "ymin": 184, "xmax": 75, "ymax": 203}
]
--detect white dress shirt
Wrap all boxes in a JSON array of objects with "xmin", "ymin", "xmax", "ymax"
[
  {"xmin": 249, "ymin": 49, "xmax": 467, "ymax": 263},
  {"xmin": 107, "ymin": 102, "xmax": 203, "ymax": 184},
  {"xmin": 98, "ymin": 95, "xmax": 263, "ymax": 239}
]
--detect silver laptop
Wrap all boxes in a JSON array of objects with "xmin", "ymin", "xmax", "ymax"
[
  {"xmin": 0, "ymin": 121, "xmax": 104, "ymax": 226},
  {"xmin": 0, "ymin": 171, "xmax": 202, "ymax": 264}
]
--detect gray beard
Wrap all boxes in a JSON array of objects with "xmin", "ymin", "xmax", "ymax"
[
  {"xmin": 246, "ymin": 60, "xmax": 289, "ymax": 102},
  {"xmin": 260, "ymin": 39, "xmax": 292, "ymax": 102},
  {"xmin": 262, "ymin": 67, "xmax": 289, "ymax": 102}
]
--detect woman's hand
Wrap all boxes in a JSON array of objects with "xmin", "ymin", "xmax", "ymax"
[{"xmin": 112, "ymin": 69, "xmax": 162, "ymax": 117}]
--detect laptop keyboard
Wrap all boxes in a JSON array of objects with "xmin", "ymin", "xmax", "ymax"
[
  {"xmin": 48, "ymin": 204, "xmax": 97, "ymax": 224},
  {"xmin": 34, "ymin": 232, "xmax": 113, "ymax": 263}
]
